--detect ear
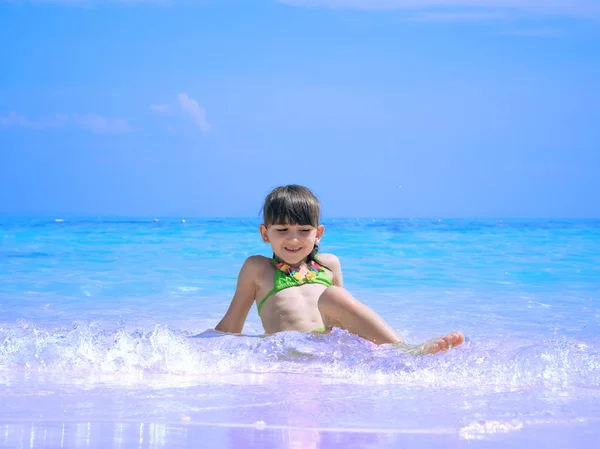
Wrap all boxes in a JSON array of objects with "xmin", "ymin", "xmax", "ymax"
[
  {"xmin": 259, "ymin": 224, "xmax": 269, "ymax": 243},
  {"xmin": 315, "ymin": 224, "xmax": 325, "ymax": 243}
]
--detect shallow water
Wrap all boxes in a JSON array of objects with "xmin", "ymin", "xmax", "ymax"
[{"xmin": 1, "ymin": 218, "xmax": 599, "ymax": 448}]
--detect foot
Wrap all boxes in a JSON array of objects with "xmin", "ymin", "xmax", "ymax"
[{"xmin": 419, "ymin": 331, "xmax": 465, "ymax": 355}]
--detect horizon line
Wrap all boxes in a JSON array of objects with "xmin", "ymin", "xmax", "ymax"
[{"xmin": 0, "ymin": 216, "xmax": 598, "ymax": 221}]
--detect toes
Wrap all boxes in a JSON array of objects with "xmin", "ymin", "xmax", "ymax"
[
  {"xmin": 450, "ymin": 332, "xmax": 465, "ymax": 346},
  {"xmin": 438, "ymin": 338, "xmax": 450, "ymax": 351},
  {"xmin": 419, "ymin": 332, "xmax": 465, "ymax": 356}
]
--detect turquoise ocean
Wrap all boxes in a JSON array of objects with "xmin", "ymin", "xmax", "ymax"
[{"xmin": 1, "ymin": 218, "xmax": 599, "ymax": 448}]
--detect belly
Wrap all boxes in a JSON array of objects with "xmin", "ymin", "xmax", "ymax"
[{"xmin": 258, "ymin": 284, "xmax": 327, "ymax": 334}]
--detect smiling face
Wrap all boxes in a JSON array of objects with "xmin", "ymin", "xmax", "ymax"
[
  {"xmin": 260, "ymin": 185, "xmax": 325, "ymax": 265},
  {"xmin": 259, "ymin": 222, "xmax": 325, "ymax": 265}
]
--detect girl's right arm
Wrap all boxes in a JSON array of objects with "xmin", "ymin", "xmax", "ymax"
[{"xmin": 214, "ymin": 256, "xmax": 260, "ymax": 334}]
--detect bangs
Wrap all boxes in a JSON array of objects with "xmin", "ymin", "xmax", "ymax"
[{"xmin": 263, "ymin": 185, "xmax": 320, "ymax": 227}]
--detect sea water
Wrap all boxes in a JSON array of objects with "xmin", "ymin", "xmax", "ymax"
[{"xmin": 0, "ymin": 218, "xmax": 599, "ymax": 448}]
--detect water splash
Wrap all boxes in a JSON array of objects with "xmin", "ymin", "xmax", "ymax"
[{"xmin": 0, "ymin": 322, "xmax": 598, "ymax": 391}]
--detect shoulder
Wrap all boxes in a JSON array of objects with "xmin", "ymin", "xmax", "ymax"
[
  {"xmin": 235, "ymin": 255, "xmax": 273, "ymax": 289},
  {"xmin": 316, "ymin": 253, "xmax": 341, "ymax": 269},
  {"xmin": 316, "ymin": 253, "xmax": 343, "ymax": 287},
  {"xmin": 243, "ymin": 255, "xmax": 273, "ymax": 270},
  {"xmin": 241, "ymin": 255, "xmax": 275, "ymax": 278}
]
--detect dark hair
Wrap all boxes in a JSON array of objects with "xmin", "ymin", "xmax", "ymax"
[{"xmin": 262, "ymin": 185, "xmax": 325, "ymax": 267}]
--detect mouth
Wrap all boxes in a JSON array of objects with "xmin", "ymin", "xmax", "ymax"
[{"xmin": 284, "ymin": 247, "xmax": 302, "ymax": 253}]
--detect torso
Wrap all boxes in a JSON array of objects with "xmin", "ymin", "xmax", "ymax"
[{"xmin": 253, "ymin": 255, "xmax": 333, "ymax": 334}]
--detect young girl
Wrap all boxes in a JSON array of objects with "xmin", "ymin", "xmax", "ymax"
[{"xmin": 215, "ymin": 185, "xmax": 464, "ymax": 355}]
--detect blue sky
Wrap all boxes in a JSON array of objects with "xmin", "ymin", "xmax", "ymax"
[{"xmin": 0, "ymin": 0, "xmax": 599, "ymax": 218}]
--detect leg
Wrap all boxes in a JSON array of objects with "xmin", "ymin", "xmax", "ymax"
[
  {"xmin": 318, "ymin": 286, "xmax": 464, "ymax": 354},
  {"xmin": 318, "ymin": 286, "xmax": 402, "ymax": 345}
]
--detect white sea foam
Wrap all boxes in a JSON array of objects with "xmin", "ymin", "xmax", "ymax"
[
  {"xmin": 177, "ymin": 287, "xmax": 201, "ymax": 292},
  {"xmin": 0, "ymin": 322, "xmax": 598, "ymax": 391}
]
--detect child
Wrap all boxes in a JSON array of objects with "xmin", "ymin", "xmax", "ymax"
[{"xmin": 215, "ymin": 185, "xmax": 464, "ymax": 355}]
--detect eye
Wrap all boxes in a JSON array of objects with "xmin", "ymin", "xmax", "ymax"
[
  {"xmin": 301, "ymin": 229, "xmax": 311, "ymax": 233},
  {"xmin": 276, "ymin": 228, "xmax": 288, "ymax": 233}
]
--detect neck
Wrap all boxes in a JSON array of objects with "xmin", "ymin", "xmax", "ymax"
[{"xmin": 273, "ymin": 254, "xmax": 308, "ymax": 268}]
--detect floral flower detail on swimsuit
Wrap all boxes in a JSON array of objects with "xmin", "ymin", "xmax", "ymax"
[{"xmin": 276, "ymin": 260, "xmax": 320, "ymax": 282}]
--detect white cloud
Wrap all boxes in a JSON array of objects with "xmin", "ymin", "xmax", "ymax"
[
  {"xmin": 0, "ymin": 111, "xmax": 67, "ymax": 129},
  {"xmin": 70, "ymin": 113, "xmax": 131, "ymax": 133},
  {"xmin": 150, "ymin": 104, "xmax": 170, "ymax": 114},
  {"xmin": 177, "ymin": 93, "xmax": 210, "ymax": 132},
  {"xmin": 0, "ymin": 111, "xmax": 131, "ymax": 133},
  {"xmin": 278, "ymin": 0, "xmax": 600, "ymax": 19}
]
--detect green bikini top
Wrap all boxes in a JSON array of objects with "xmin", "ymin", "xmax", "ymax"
[{"xmin": 256, "ymin": 258, "xmax": 333, "ymax": 315}]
